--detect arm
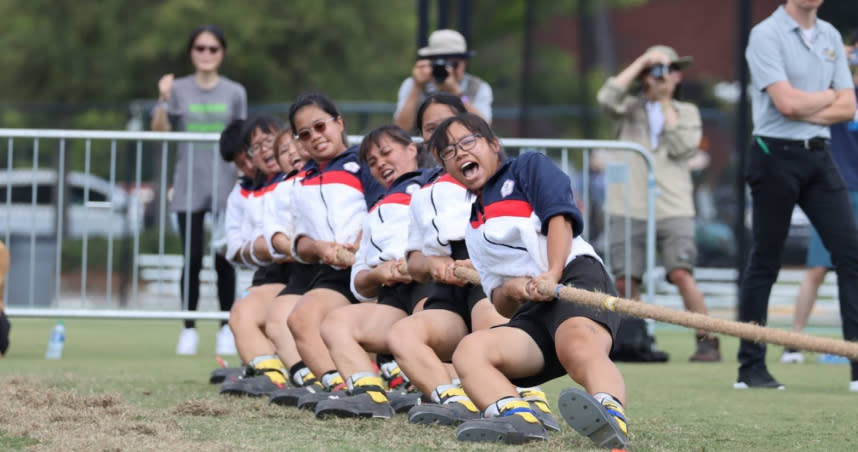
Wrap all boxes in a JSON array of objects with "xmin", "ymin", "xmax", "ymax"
[
  {"xmin": 406, "ymin": 250, "xmax": 430, "ymax": 283},
  {"xmin": 660, "ymin": 103, "xmax": 703, "ymax": 160},
  {"xmin": 393, "ymin": 62, "xmax": 432, "ymax": 130},
  {"xmin": 801, "ymin": 88, "xmax": 857, "ymax": 126},
  {"xmin": 150, "ymin": 74, "xmax": 174, "ymax": 131},
  {"xmin": 766, "ymin": 81, "xmax": 835, "ymax": 119},
  {"xmin": 251, "ymin": 236, "xmax": 273, "ymax": 262},
  {"xmin": 489, "ymin": 278, "xmax": 530, "ymax": 318}
]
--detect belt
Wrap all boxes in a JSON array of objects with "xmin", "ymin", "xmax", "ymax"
[{"xmin": 756, "ymin": 136, "xmax": 830, "ymax": 151}]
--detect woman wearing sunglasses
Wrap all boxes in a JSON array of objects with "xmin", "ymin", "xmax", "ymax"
[
  {"xmin": 267, "ymin": 93, "xmax": 385, "ymax": 407},
  {"xmin": 151, "ymin": 24, "xmax": 248, "ymax": 356},
  {"xmin": 427, "ymin": 113, "xmax": 627, "ymax": 448}
]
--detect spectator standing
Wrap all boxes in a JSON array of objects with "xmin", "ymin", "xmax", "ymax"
[
  {"xmin": 597, "ymin": 45, "xmax": 720, "ymax": 362},
  {"xmin": 781, "ymin": 34, "xmax": 858, "ymax": 373},
  {"xmin": 151, "ymin": 24, "xmax": 248, "ymax": 355},
  {"xmin": 740, "ymin": 0, "xmax": 858, "ymax": 390},
  {"xmin": 393, "ymin": 29, "xmax": 493, "ymax": 131}
]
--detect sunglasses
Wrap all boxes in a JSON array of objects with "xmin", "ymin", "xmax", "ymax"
[
  {"xmin": 193, "ymin": 45, "xmax": 221, "ymax": 54},
  {"xmin": 439, "ymin": 133, "xmax": 481, "ymax": 161},
  {"xmin": 296, "ymin": 117, "xmax": 337, "ymax": 142}
]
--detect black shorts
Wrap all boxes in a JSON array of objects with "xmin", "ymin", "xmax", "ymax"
[
  {"xmin": 422, "ymin": 282, "xmax": 487, "ymax": 332},
  {"xmin": 303, "ymin": 265, "xmax": 359, "ymax": 304},
  {"xmin": 278, "ymin": 263, "xmax": 319, "ymax": 296},
  {"xmin": 377, "ymin": 282, "xmax": 434, "ymax": 315},
  {"xmin": 503, "ymin": 255, "xmax": 621, "ymax": 388},
  {"xmin": 251, "ymin": 263, "xmax": 290, "ymax": 287}
]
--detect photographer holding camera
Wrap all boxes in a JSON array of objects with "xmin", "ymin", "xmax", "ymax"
[
  {"xmin": 597, "ymin": 45, "xmax": 720, "ymax": 363},
  {"xmin": 393, "ymin": 29, "xmax": 493, "ymax": 131}
]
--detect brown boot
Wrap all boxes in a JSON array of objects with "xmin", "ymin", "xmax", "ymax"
[{"xmin": 689, "ymin": 333, "xmax": 721, "ymax": 362}]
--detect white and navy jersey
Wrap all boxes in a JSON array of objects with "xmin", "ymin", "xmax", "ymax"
[
  {"xmin": 262, "ymin": 169, "xmax": 307, "ymax": 262},
  {"xmin": 225, "ymin": 176, "xmax": 259, "ymax": 268},
  {"xmin": 290, "ymin": 146, "xmax": 386, "ymax": 268},
  {"xmin": 244, "ymin": 172, "xmax": 286, "ymax": 266},
  {"xmin": 406, "ymin": 169, "xmax": 474, "ymax": 258},
  {"xmin": 464, "ymin": 152, "xmax": 599, "ymax": 303},
  {"xmin": 351, "ymin": 169, "xmax": 432, "ymax": 301}
]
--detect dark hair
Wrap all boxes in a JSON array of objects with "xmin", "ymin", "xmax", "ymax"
[
  {"xmin": 358, "ymin": 125, "xmax": 413, "ymax": 164},
  {"xmin": 415, "ymin": 93, "xmax": 467, "ymax": 134},
  {"xmin": 187, "ymin": 24, "xmax": 227, "ymax": 55},
  {"xmin": 288, "ymin": 92, "xmax": 348, "ymax": 148},
  {"xmin": 219, "ymin": 119, "xmax": 246, "ymax": 162},
  {"xmin": 242, "ymin": 115, "xmax": 283, "ymax": 156},
  {"xmin": 428, "ymin": 113, "xmax": 500, "ymax": 161}
]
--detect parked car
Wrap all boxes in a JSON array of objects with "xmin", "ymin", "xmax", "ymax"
[{"xmin": 0, "ymin": 170, "xmax": 143, "ymax": 238}]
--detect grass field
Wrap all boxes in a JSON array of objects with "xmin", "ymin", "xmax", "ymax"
[{"xmin": 0, "ymin": 318, "xmax": 854, "ymax": 451}]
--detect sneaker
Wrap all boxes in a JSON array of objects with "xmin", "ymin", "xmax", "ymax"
[
  {"xmin": 689, "ymin": 333, "xmax": 721, "ymax": 362},
  {"xmin": 215, "ymin": 324, "xmax": 237, "ymax": 356},
  {"xmin": 315, "ymin": 386, "xmax": 395, "ymax": 419},
  {"xmin": 269, "ymin": 383, "xmax": 324, "ymax": 406},
  {"xmin": 850, "ymin": 380, "xmax": 858, "ymax": 392},
  {"xmin": 558, "ymin": 388, "xmax": 628, "ymax": 450},
  {"xmin": 733, "ymin": 364, "xmax": 785, "ymax": 390},
  {"xmin": 390, "ymin": 391, "xmax": 425, "ymax": 413},
  {"xmin": 517, "ymin": 388, "xmax": 560, "ymax": 432},
  {"xmin": 297, "ymin": 383, "xmax": 347, "ymax": 411},
  {"xmin": 408, "ymin": 400, "xmax": 481, "ymax": 426},
  {"xmin": 219, "ymin": 374, "xmax": 284, "ymax": 397},
  {"xmin": 176, "ymin": 327, "xmax": 199, "ymax": 355},
  {"xmin": 209, "ymin": 367, "xmax": 244, "ymax": 384},
  {"xmin": 456, "ymin": 400, "xmax": 548, "ymax": 444},
  {"xmin": 780, "ymin": 348, "xmax": 804, "ymax": 364}
]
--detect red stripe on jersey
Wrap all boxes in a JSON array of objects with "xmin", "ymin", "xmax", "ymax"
[
  {"xmin": 370, "ymin": 192, "xmax": 412, "ymax": 212},
  {"xmin": 240, "ymin": 188, "xmax": 253, "ymax": 198},
  {"xmin": 470, "ymin": 199, "xmax": 533, "ymax": 228},
  {"xmin": 301, "ymin": 170, "xmax": 364, "ymax": 193},
  {"xmin": 436, "ymin": 172, "xmax": 466, "ymax": 188}
]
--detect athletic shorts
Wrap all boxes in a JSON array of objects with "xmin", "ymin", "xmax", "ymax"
[
  {"xmin": 421, "ymin": 240, "xmax": 487, "ymax": 331},
  {"xmin": 278, "ymin": 263, "xmax": 319, "ymax": 296},
  {"xmin": 251, "ymin": 263, "xmax": 290, "ymax": 287},
  {"xmin": 304, "ymin": 265, "xmax": 359, "ymax": 304},
  {"xmin": 377, "ymin": 282, "xmax": 434, "ymax": 315},
  {"xmin": 609, "ymin": 216, "xmax": 697, "ymax": 282},
  {"xmin": 807, "ymin": 190, "xmax": 858, "ymax": 269},
  {"xmin": 504, "ymin": 255, "xmax": 621, "ymax": 388}
]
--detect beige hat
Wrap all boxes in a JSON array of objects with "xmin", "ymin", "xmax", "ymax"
[
  {"xmin": 417, "ymin": 29, "xmax": 473, "ymax": 58},
  {"xmin": 645, "ymin": 45, "xmax": 693, "ymax": 69}
]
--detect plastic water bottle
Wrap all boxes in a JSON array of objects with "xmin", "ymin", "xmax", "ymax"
[
  {"xmin": 817, "ymin": 353, "xmax": 849, "ymax": 365},
  {"xmin": 45, "ymin": 320, "xmax": 65, "ymax": 359}
]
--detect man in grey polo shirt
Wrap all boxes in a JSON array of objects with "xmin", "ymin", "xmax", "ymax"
[{"xmin": 739, "ymin": 0, "xmax": 858, "ymax": 390}]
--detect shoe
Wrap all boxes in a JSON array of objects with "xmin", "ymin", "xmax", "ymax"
[
  {"xmin": 297, "ymin": 383, "xmax": 347, "ymax": 411},
  {"xmin": 733, "ymin": 364, "xmax": 785, "ymax": 390},
  {"xmin": 390, "ymin": 391, "xmax": 425, "ymax": 413},
  {"xmin": 219, "ymin": 374, "xmax": 284, "ymax": 397},
  {"xmin": 209, "ymin": 367, "xmax": 244, "ymax": 384},
  {"xmin": 176, "ymin": 328, "xmax": 199, "ymax": 355},
  {"xmin": 215, "ymin": 325, "xmax": 237, "ymax": 356},
  {"xmin": 689, "ymin": 333, "xmax": 721, "ymax": 362},
  {"xmin": 315, "ymin": 386, "xmax": 395, "ymax": 419},
  {"xmin": 558, "ymin": 388, "xmax": 628, "ymax": 450},
  {"xmin": 850, "ymin": 380, "xmax": 858, "ymax": 392},
  {"xmin": 780, "ymin": 348, "xmax": 804, "ymax": 364},
  {"xmin": 456, "ymin": 400, "xmax": 548, "ymax": 444},
  {"xmin": 408, "ymin": 400, "xmax": 481, "ymax": 426},
  {"xmin": 269, "ymin": 383, "xmax": 324, "ymax": 406},
  {"xmin": 517, "ymin": 387, "xmax": 560, "ymax": 432}
]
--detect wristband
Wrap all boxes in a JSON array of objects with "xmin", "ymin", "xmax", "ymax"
[
  {"xmin": 156, "ymin": 100, "xmax": 169, "ymax": 110},
  {"xmin": 460, "ymin": 95, "xmax": 470, "ymax": 104}
]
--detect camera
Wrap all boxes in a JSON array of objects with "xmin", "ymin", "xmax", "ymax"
[
  {"xmin": 649, "ymin": 64, "xmax": 670, "ymax": 80},
  {"xmin": 432, "ymin": 59, "xmax": 450, "ymax": 84}
]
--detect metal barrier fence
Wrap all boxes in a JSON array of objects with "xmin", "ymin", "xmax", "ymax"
[{"xmin": 1, "ymin": 129, "xmax": 655, "ymax": 319}]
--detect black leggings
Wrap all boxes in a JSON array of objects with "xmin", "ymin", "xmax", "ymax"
[{"xmin": 176, "ymin": 211, "xmax": 236, "ymax": 328}]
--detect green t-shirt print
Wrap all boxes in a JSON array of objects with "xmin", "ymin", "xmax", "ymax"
[{"xmin": 186, "ymin": 102, "xmax": 228, "ymax": 132}]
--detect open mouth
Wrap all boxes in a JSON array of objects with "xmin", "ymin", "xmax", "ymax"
[{"xmin": 461, "ymin": 161, "xmax": 478, "ymax": 178}]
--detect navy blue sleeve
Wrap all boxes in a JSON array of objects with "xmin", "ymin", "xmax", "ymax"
[
  {"xmin": 357, "ymin": 161, "xmax": 385, "ymax": 209},
  {"xmin": 515, "ymin": 152, "xmax": 584, "ymax": 237}
]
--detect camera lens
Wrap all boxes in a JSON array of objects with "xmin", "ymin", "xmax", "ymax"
[{"xmin": 432, "ymin": 59, "xmax": 449, "ymax": 84}]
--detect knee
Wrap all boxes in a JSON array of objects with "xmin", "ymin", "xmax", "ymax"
[
  {"xmin": 286, "ymin": 304, "xmax": 310, "ymax": 339},
  {"xmin": 668, "ymin": 268, "xmax": 692, "ymax": 286},
  {"xmin": 319, "ymin": 310, "xmax": 349, "ymax": 348},
  {"xmin": 452, "ymin": 332, "xmax": 494, "ymax": 371},
  {"xmin": 228, "ymin": 298, "xmax": 251, "ymax": 330},
  {"xmin": 555, "ymin": 319, "xmax": 609, "ymax": 370},
  {"xmin": 388, "ymin": 319, "xmax": 419, "ymax": 357}
]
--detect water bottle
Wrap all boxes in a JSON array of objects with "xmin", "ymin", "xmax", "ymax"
[
  {"xmin": 45, "ymin": 320, "xmax": 65, "ymax": 359},
  {"xmin": 817, "ymin": 353, "xmax": 849, "ymax": 365}
]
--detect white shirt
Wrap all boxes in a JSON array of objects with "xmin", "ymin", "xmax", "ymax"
[{"xmin": 645, "ymin": 101, "xmax": 664, "ymax": 149}]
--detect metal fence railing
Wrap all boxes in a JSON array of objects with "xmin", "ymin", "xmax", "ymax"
[{"xmin": 0, "ymin": 129, "xmax": 655, "ymax": 319}]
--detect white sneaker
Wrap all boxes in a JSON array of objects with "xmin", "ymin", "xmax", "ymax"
[
  {"xmin": 176, "ymin": 327, "xmax": 199, "ymax": 355},
  {"xmin": 780, "ymin": 349, "xmax": 804, "ymax": 364},
  {"xmin": 216, "ymin": 324, "xmax": 237, "ymax": 356},
  {"xmin": 850, "ymin": 381, "xmax": 858, "ymax": 392}
]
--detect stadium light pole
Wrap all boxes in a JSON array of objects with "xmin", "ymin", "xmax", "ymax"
[{"xmin": 734, "ymin": 0, "xmax": 752, "ymax": 294}]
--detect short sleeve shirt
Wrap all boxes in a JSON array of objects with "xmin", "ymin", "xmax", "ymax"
[{"xmin": 746, "ymin": 5, "xmax": 853, "ymax": 139}]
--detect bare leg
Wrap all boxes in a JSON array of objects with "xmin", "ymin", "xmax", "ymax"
[
  {"xmin": 555, "ymin": 317, "xmax": 626, "ymax": 405},
  {"xmin": 669, "ymin": 268, "xmax": 709, "ymax": 336},
  {"xmin": 286, "ymin": 288, "xmax": 350, "ymax": 378},
  {"xmin": 792, "ymin": 266, "xmax": 828, "ymax": 333},
  {"xmin": 469, "ymin": 298, "xmax": 508, "ymax": 330},
  {"xmin": 228, "ymin": 283, "xmax": 283, "ymax": 363},
  {"xmin": 614, "ymin": 277, "xmax": 641, "ymax": 301},
  {"xmin": 264, "ymin": 293, "xmax": 302, "ymax": 368},
  {"xmin": 388, "ymin": 309, "xmax": 469, "ymax": 395},
  {"xmin": 321, "ymin": 303, "xmax": 406, "ymax": 379}
]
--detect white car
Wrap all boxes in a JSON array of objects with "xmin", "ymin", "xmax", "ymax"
[{"xmin": 0, "ymin": 169, "xmax": 142, "ymax": 238}]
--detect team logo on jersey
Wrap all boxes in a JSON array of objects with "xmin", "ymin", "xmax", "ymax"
[
  {"xmin": 344, "ymin": 162, "xmax": 361, "ymax": 173},
  {"xmin": 822, "ymin": 48, "xmax": 836, "ymax": 61},
  {"xmin": 406, "ymin": 183, "xmax": 419, "ymax": 195},
  {"xmin": 500, "ymin": 179, "xmax": 515, "ymax": 198}
]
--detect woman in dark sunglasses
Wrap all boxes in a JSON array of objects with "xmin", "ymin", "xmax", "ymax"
[{"xmin": 150, "ymin": 24, "xmax": 248, "ymax": 357}]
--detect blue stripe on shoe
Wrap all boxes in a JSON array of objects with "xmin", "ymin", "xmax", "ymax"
[
  {"xmin": 503, "ymin": 407, "xmax": 537, "ymax": 417},
  {"xmin": 604, "ymin": 408, "xmax": 626, "ymax": 422}
]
